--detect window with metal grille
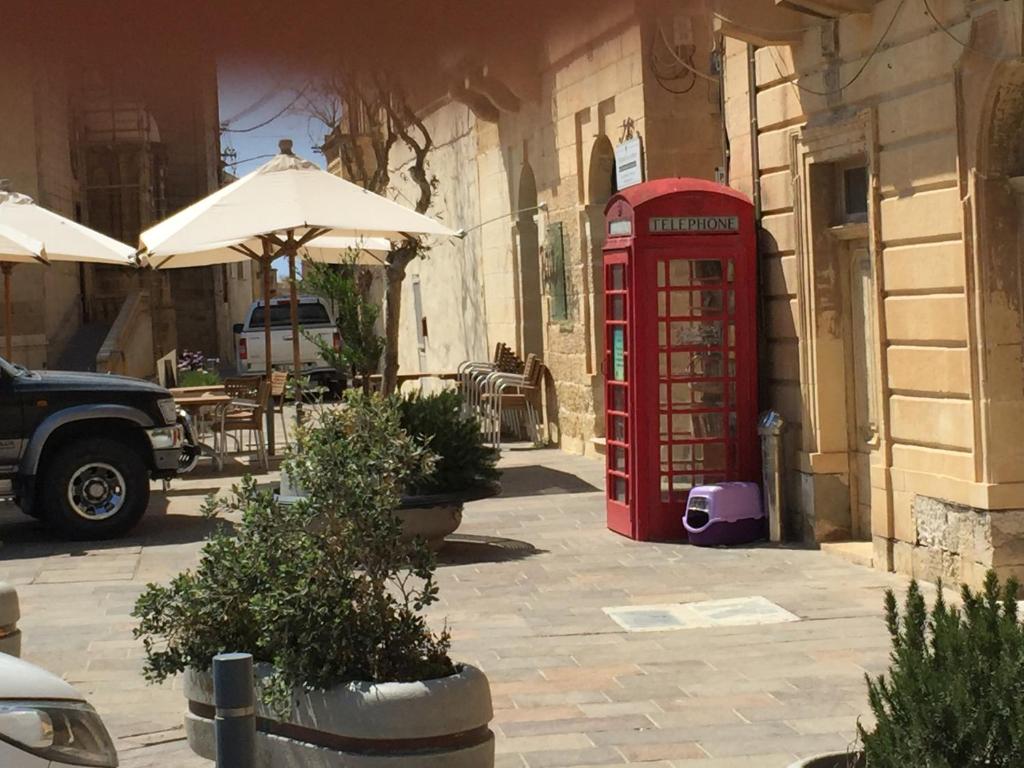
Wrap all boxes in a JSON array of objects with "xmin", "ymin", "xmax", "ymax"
[{"xmin": 546, "ymin": 222, "xmax": 569, "ymax": 321}]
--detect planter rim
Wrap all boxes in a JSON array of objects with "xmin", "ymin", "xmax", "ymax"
[
  {"xmin": 401, "ymin": 480, "xmax": 501, "ymax": 508},
  {"xmin": 184, "ymin": 661, "xmax": 492, "ymax": 741},
  {"xmin": 787, "ymin": 751, "xmax": 865, "ymax": 768}
]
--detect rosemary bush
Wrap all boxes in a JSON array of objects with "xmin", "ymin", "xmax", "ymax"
[
  {"xmin": 398, "ymin": 390, "xmax": 499, "ymax": 495},
  {"xmin": 859, "ymin": 572, "xmax": 1024, "ymax": 767}
]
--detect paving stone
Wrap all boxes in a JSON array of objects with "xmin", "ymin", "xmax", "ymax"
[{"xmin": 0, "ymin": 447, "xmax": 908, "ymax": 766}]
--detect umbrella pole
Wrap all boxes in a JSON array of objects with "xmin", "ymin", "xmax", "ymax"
[
  {"xmin": 2, "ymin": 264, "xmax": 12, "ymax": 361},
  {"xmin": 262, "ymin": 253, "xmax": 276, "ymax": 455},
  {"xmin": 288, "ymin": 250, "xmax": 303, "ymax": 424}
]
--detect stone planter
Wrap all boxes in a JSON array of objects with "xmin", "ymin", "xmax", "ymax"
[
  {"xmin": 280, "ymin": 467, "xmax": 499, "ymax": 551},
  {"xmin": 0, "ymin": 582, "xmax": 21, "ymax": 658},
  {"xmin": 788, "ymin": 753, "xmax": 864, "ymax": 768},
  {"xmin": 184, "ymin": 663, "xmax": 494, "ymax": 767},
  {"xmin": 398, "ymin": 483, "xmax": 500, "ymax": 551}
]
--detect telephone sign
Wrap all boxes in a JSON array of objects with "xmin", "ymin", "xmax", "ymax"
[
  {"xmin": 649, "ymin": 216, "xmax": 739, "ymax": 234},
  {"xmin": 602, "ymin": 178, "xmax": 759, "ymax": 542}
]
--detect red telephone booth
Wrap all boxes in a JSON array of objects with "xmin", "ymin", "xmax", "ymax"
[{"xmin": 603, "ymin": 178, "xmax": 758, "ymax": 541}]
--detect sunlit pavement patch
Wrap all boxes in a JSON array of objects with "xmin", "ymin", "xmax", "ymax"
[{"xmin": 603, "ymin": 596, "xmax": 801, "ymax": 632}]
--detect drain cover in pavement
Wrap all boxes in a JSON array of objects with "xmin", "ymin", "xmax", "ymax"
[{"xmin": 603, "ymin": 596, "xmax": 800, "ymax": 633}]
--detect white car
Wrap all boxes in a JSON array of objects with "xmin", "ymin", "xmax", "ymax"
[
  {"xmin": 0, "ymin": 653, "xmax": 118, "ymax": 767},
  {"xmin": 233, "ymin": 295, "xmax": 344, "ymax": 394}
]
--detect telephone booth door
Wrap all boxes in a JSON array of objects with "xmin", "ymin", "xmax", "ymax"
[
  {"xmin": 603, "ymin": 179, "xmax": 758, "ymax": 542},
  {"xmin": 604, "ymin": 250, "xmax": 632, "ymax": 536}
]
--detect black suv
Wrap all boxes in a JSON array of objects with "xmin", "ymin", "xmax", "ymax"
[{"xmin": 0, "ymin": 355, "xmax": 195, "ymax": 539}]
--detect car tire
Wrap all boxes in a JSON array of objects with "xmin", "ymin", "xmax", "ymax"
[{"xmin": 40, "ymin": 438, "xmax": 150, "ymax": 540}]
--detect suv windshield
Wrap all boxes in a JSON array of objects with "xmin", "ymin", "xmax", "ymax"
[{"xmin": 250, "ymin": 302, "xmax": 330, "ymax": 329}]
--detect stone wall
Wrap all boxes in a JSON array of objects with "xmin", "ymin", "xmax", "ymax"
[
  {"xmin": 721, "ymin": 0, "xmax": 1024, "ymax": 581},
  {"xmin": 0, "ymin": 45, "xmax": 84, "ymax": 368},
  {"xmin": 898, "ymin": 495, "xmax": 1024, "ymax": 590},
  {"xmin": 388, "ymin": 0, "xmax": 724, "ymax": 455}
]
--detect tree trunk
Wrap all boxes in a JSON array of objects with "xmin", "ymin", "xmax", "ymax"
[
  {"xmin": 382, "ymin": 262, "xmax": 405, "ymax": 396},
  {"xmin": 382, "ymin": 246, "xmax": 417, "ymax": 395}
]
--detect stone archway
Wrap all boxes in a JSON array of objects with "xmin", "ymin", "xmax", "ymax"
[
  {"xmin": 516, "ymin": 163, "xmax": 543, "ymax": 358},
  {"xmin": 585, "ymin": 136, "xmax": 617, "ymax": 441},
  {"xmin": 972, "ymin": 59, "xmax": 1024, "ymax": 488}
]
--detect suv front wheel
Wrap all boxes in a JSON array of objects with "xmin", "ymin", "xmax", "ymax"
[{"xmin": 40, "ymin": 438, "xmax": 150, "ymax": 540}]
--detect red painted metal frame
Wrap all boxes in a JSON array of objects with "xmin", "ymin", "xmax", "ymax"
[{"xmin": 603, "ymin": 179, "xmax": 758, "ymax": 542}]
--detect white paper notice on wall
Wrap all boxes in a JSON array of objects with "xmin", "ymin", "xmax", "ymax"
[{"xmin": 615, "ymin": 137, "xmax": 644, "ymax": 190}]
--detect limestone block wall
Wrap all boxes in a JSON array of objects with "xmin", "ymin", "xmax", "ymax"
[
  {"xmin": 723, "ymin": 0, "xmax": 1024, "ymax": 586},
  {"xmin": 0, "ymin": 46, "xmax": 83, "ymax": 368},
  {"xmin": 389, "ymin": 102, "xmax": 489, "ymax": 383},
  {"xmin": 386, "ymin": 1, "xmax": 724, "ymax": 455}
]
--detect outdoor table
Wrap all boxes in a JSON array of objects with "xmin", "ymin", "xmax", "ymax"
[
  {"xmin": 169, "ymin": 385, "xmax": 225, "ymax": 396},
  {"xmin": 172, "ymin": 392, "xmax": 234, "ymax": 470}
]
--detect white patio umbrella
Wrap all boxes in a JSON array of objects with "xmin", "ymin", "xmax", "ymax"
[
  {"xmin": 0, "ymin": 224, "xmax": 47, "ymax": 359},
  {"xmin": 137, "ymin": 139, "xmax": 456, "ymax": 441},
  {"xmin": 0, "ymin": 190, "xmax": 136, "ymax": 360}
]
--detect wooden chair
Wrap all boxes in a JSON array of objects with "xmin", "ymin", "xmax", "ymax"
[
  {"xmin": 269, "ymin": 370, "xmax": 290, "ymax": 449},
  {"xmin": 214, "ymin": 377, "xmax": 271, "ymax": 470},
  {"xmin": 480, "ymin": 354, "xmax": 543, "ymax": 449}
]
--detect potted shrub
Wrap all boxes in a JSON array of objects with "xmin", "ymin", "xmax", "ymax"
[
  {"xmin": 396, "ymin": 390, "xmax": 500, "ymax": 549},
  {"xmin": 791, "ymin": 571, "xmax": 1024, "ymax": 767},
  {"xmin": 133, "ymin": 394, "xmax": 494, "ymax": 766}
]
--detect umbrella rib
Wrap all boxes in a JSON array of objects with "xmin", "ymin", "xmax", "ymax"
[{"xmin": 228, "ymin": 243, "xmax": 262, "ymax": 260}]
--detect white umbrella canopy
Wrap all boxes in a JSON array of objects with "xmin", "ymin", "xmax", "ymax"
[
  {"xmin": 139, "ymin": 143, "xmax": 455, "ymax": 267},
  {"xmin": 0, "ymin": 189, "xmax": 135, "ymax": 361},
  {"xmin": 0, "ymin": 224, "xmax": 47, "ymax": 359},
  {"xmin": 138, "ymin": 234, "xmax": 392, "ymax": 269},
  {"xmin": 0, "ymin": 191, "xmax": 136, "ymax": 265},
  {"xmin": 0, "ymin": 224, "xmax": 47, "ymax": 265},
  {"xmin": 137, "ymin": 140, "xmax": 456, "ymax": 441}
]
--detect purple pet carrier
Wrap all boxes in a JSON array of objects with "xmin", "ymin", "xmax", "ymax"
[{"xmin": 683, "ymin": 483, "xmax": 764, "ymax": 546}]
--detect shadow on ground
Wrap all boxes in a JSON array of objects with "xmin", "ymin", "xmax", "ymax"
[
  {"xmin": 438, "ymin": 533, "xmax": 544, "ymax": 565},
  {"xmin": 0, "ymin": 492, "xmax": 234, "ymax": 560},
  {"xmin": 184, "ymin": 455, "xmax": 283, "ymax": 481},
  {"xmin": 497, "ymin": 465, "xmax": 600, "ymax": 498}
]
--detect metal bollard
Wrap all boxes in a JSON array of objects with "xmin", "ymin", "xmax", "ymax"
[
  {"xmin": 758, "ymin": 410, "xmax": 786, "ymax": 543},
  {"xmin": 213, "ymin": 653, "xmax": 256, "ymax": 768}
]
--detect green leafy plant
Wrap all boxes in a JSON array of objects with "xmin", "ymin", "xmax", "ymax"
[
  {"xmin": 132, "ymin": 393, "xmax": 453, "ymax": 714},
  {"xmin": 859, "ymin": 572, "xmax": 1024, "ymax": 767},
  {"xmin": 177, "ymin": 369, "xmax": 221, "ymax": 387},
  {"xmin": 399, "ymin": 390, "xmax": 499, "ymax": 495},
  {"xmin": 302, "ymin": 256, "xmax": 385, "ymax": 394}
]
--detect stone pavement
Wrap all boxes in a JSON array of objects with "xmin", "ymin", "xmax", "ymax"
[{"xmin": 0, "ymin": 446, "xmax": 919, "ymax": 767}]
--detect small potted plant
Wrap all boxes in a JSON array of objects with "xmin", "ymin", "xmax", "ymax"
[
  {"xmin": 792, "ymin": 570, "xmax": 1024, "ymax": 767},
  {"xmin": 396, "ymin": 390, "xmax": 500, "ymax": 549},
  {"xmin": 133, "ymin": 394, "xmax": 494, "ymax": 766}
]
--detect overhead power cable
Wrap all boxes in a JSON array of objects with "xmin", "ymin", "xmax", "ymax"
[
  {"xmin": 222, "ymin": 84, "xmax": 311, "ymax": 134},
  {"xmin": 222, "ymin": 86, "xmax": 281, "ymax": 127},
  {"xmin": 920, "ymin": 0, "xmax": 998, "ymax": 58},
  {"xmin": 766, "ymin": 0, "xmax": 907, "ymax": 97},
  {"xmin": 223, "ymin": 153, "xmax": 276, "ymax": 167},
  {"xmin": 656, "ymin": 24, "xmax": 720, "ymax": 83}
]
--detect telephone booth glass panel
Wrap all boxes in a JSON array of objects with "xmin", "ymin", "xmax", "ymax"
[
  {"xmin": 603, "ymin": 179, "xmax": 758, "ymax": 542},
  {"xmin": 604, "ymin": 253, "xmax": 631, "ymax": 535}
]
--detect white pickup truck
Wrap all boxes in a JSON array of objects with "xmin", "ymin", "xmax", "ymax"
[{"xmin": 233, "ymin": 295, "xmax": 345, "ymax": 394}]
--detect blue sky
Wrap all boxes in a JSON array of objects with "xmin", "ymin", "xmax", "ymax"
[
  {"xmin": 217, "ymin": 57, "xmax": 326, "ymax": 177},
  {"xmin": 217, "ymin": 57, "xmax": 328, "ymax": 275}
]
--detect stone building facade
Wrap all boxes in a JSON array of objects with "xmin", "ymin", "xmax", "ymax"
[
  {"xmin": 718, "ymin": 0, "xmax": 1024, "ymax": 586},
  {"xmin": 328, "ymin": 0, "xmax": 726, "ymax": 456},
  {"xmin": 0, "ymin": 39, "xmax": 254, "ymax": 373}
]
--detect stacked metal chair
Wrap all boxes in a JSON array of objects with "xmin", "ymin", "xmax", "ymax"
[
  {"xmin": 458, "ymin": 343, "xmax": 524, "ymax": 416},
  {"xmin": 479, "ymin": 353, "xmax": 544, "ymax": 449}
]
